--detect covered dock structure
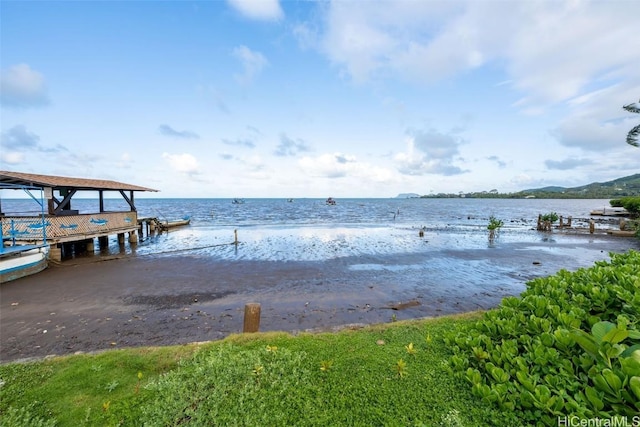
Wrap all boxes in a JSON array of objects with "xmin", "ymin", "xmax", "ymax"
[{"xmin": 0, "ymin": 171, "xmax": 157, "ymax": 262}]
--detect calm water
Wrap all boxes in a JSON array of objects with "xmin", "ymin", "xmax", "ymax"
[{"xmin": 0, "ymin": 197, "xmax": 630, "ymax": 262}]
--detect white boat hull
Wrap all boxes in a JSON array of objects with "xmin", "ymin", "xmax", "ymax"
[{"xmin": 0, "ymin": 246, "xmax": 49, "ymax": 283}]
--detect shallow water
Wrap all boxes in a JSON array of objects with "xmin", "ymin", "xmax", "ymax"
[{"xmin": 2, "ymin": 197, "xmax": 633, "ymax": 263}]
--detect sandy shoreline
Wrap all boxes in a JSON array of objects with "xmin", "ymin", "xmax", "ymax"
[{"xmin": 1, "ymin": 233, "xmax": 638, "ymax": 363}]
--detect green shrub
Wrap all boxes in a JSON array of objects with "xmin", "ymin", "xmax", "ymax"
[
  {"xmin": 540, "ymin": 212, "xmax": 559, "ymax": 223},
  {"xmin": 622, "ymin": 197, "xmax": 640, "ymax": 215},
  {"xmin": 611, "ymin": 197, "xmax": 640, "ymax": 215},
  {"xmin": 487, "ymin": 216, "xmax": 504, "ymax": 231},
  {"xmin": 446, "ymin": 250, "xmax": 640, "ymax": 425}
]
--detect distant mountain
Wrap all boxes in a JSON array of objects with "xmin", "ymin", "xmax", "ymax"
[
  {"xmin": 524, "ymin": 186, "xmax": 566, "ymax": 193},
  {"xmin": 521, "ymin": 174, "xmax": 640, "ymax": 198},
  {"xmin": 396, "ymin": 193, "xmax": 421, "ymax": 198}
]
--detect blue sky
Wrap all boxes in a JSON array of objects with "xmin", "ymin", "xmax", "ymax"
[{"xmin": 1, "ymin": 0, "xmax": 639, "ymax": 198}]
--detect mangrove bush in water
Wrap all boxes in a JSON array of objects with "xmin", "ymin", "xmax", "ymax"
[
  {"xmin": 447, "ymin": 250, "xmax": 640, "ymax": 425},
  {"xmin": 610, "ymin": 197, "xmax": 640, "ymax": 217}
]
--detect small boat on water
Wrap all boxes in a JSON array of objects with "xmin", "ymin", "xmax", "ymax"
[
  {"xmin": 163, "ymin": 216, "xmax": 191, "ymax": 228},
  {"xmin": 326, "ymin": 197, "xmax": 336, "ymax": 205},
  {"xmin": 232, "ymin": 198, "xmax": 245, "ymax": 204},
  {"xmin": 1, "ymin": 183, "xmax": 50, "ymax": 283}
]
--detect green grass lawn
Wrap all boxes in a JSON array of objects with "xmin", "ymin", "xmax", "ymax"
[{"xmin": 0, "ymin": 312, "xmax": 523, "ymax": 426}]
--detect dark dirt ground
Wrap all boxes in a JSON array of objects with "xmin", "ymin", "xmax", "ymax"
[{"xmin": 1, "ymin": 233, "xmax": 638, "ymax": 363}]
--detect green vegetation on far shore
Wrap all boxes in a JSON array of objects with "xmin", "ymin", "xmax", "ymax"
[
  {"xmin": 1, "ymin": 250, "xmax": 639, "ymax": 426},
  {"xmin": 419, "ymin": 173, "xmax": 640, "ymax": 199}
]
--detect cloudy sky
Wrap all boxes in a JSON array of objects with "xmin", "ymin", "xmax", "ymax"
[{"xmin": 1, "ymin": 0, "xmax": 638, "ymax": 198}]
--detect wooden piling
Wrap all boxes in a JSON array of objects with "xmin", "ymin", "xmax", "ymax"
[
  {"xmin": 589, "ymin": 220, "xmax": 595, "ymax": 234},
  {"xmin": 234, "ymin": 229, "xmax": 238, "ymax": 245},
  {"xmin": 243, "ymin": 303, "xmax": 261, "ymax": 333}
]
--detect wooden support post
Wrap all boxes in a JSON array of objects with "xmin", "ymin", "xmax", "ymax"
[
  {"xmin": 86, "ymin": 238, "xmax": 95, "ymax": 252},
  {"xmin": 49, "ymin": 245, "xmax": 62, "ymax": 262},
  {"xmin": 243, "ymin": 303, "xmax": 261, "ymax": 333},
  {"xmin": 98, "ymin": 236, "xmax": 109, "ymax": 249},
  {"xmin": 117, "ymin": 233, "xmax": 125, "ymax": 245},
  {"xmin": 234, "ymin": 229, "xmax": 238, "ymax": 245},
  {"xmin": 567, "ymin": 216, "xmax": 572, "ymax": 227},
  {"xmin": 589, "ymin": 220, "xmax": 595, "ymax": 234},
  {"xmin": 129, "ymin": 230, "xmax": 138, "ymax": 244},
  {"xmin": 559, "ymin": 216, "xmax": 563, "ymax": 228}
]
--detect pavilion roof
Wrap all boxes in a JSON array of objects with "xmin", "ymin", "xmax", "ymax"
[{"xmin": 0, "ymin": 171, "xmax": 158, "ymax": 192}]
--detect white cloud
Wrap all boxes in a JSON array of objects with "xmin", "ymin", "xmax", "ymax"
[
  {"xmin": 161, "ymin": 152, "xmax": 201, "ymax": 175},
  {"xmin": 0, "ymin": 64, "xmax": 50, "ymax": 108},
  {"xmin": 1, "ymin": 151, "xmax": 25, "ymax": 165},
  {"xmin": 298, "ymin": 152, "xmax": 395, "ymax": 183},
  {"xmin": 550, "ymin": 117, "xmax": 628, "ymax": 152},
  {"xmin": 550, "ymin": 81, "xmax": 639, "ymax": 151},
  {"xmin": 299, "ymin": 152, "xmax": 355, "ymax": 178},
  {"xmin": 292, "ymin": 22, "xmax": 318, "ymax": 50},
  {"xmin": 227, "ymin": 0, "xmax": 283, "ymax": 21},
  {"xmin": 117, "ymin": 152, "xmax": 132, "ymax": 169},
  {"xmin": 240, "ymin": 154, "xmax": 266, "ymax": 172},
  {"xmin": 394, "ymin": 128, "xmax": 467, "ymax": 176},
  {"xmin": 320, "ymin": 0, "xmax": 640, "ymax": 110},
  {"xmin": 233, "ymin": 45, "xmax": 268, "ymax": 85}
]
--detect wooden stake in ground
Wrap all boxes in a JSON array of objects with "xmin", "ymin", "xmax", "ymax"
[{"xmin": 243, "ymin": 303, "xmax": 261, "ymax": 333}]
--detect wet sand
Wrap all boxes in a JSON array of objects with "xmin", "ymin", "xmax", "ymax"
[{"xmin": 1, "ymin": 233, "xmax": 638, "ymax": 363}]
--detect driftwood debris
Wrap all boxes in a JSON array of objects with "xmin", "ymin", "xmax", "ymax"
[{"xmin": 382, "ymin": 300, "xmax": 421, "ymax": 310}]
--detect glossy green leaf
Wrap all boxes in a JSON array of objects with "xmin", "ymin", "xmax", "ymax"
[
  {"xmin": 585, "ymin": 387, "xmax": 604, "ymax": 411},
  {"xmin": 620, "ymin": 356, "xmax": 640, "ymax": 377},
  {"xmin": 602, "ymin": 369, "xmax": 623, "ymax": 394},
  {"xmin": 592, "ymin": 321, "xmax": 616, "ymax": 343},
  {"xmin": 601, "ymin": 327, "xmax": 629, "ymax": 345},
  {"xmin": 629, "ymin": 377, "xmax": 640, "ymax": 401}
]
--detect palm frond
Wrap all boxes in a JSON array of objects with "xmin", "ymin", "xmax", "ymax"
[
  {"xmin": 627, "ymin": 123, "xmax": 640, "ymax": 148},
  {"xmin": 623, "ymin": 101, "xmax": 640, "ymax": 114}
]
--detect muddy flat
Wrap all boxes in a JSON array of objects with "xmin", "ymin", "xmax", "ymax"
[{"xmin": 1, "ymin": 233, "xmax": 638, "ymax": 363}]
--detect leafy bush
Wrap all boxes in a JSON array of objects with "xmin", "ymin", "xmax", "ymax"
[
  {"xmin": 622, "ymin": 197, "xmax": 640, "ymax": 216},
  {"xmin": 487, "ymin": 216, "xmax": 504, "ymax": 231},
  {"xmin": 487, "ymin": 216, "xmax": 503, "ymax": 242},
  {"xmin": 610, "ymin": 197, "xmax": 640, "ymax": 215},
  {"xmin": 540, "ymin": 212, "xmax": 559, "ymax": 223},
  {"xmin": 446, "ymin": 250, "xmax": 640, "ymax": 425}
]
